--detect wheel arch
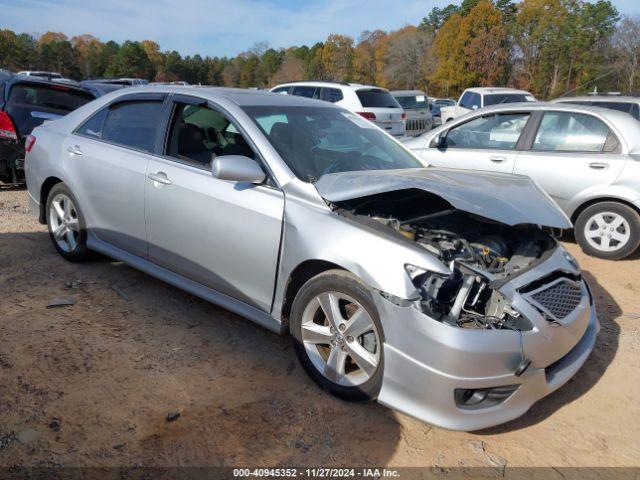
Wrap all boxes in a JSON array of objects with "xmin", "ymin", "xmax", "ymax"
[
  {"xmin": 280, "ymin": 259, "xmax": 347, "ymax": 326},
  {"xmin": 570, "ymin": 196, "xmax": 640, "ymax": 224},
  {"xmin": 39, "ymin": 176, "xmax": 64, "ymax": 224}
]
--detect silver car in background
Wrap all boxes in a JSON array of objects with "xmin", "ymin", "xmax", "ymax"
[
  {"xmin": 404, "ymin": 102, "xmax": 640, "ymax": 260},
  {"xmin": 391, "ymin": 90, "xmax": 433, "ymax": 135},
  {"xmin": 26, "ymin": 87, "xmax": 597, "ymax": 430}
]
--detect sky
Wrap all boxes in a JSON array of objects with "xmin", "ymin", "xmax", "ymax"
[{"xmin": 1, "ymin": 0, "xmax": 640, "ymax": 58}]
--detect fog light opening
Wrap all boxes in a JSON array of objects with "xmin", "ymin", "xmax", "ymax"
[{"xmin": 455, "ymin": 385, "xmax": 520, "ymax": 410}]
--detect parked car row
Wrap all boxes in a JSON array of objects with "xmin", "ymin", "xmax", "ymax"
[{"xmin": 25, "ymin": 85, "xmax": 598, "ymax": 431}]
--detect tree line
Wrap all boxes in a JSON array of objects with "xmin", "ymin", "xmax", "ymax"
[{"xmin": 1, "ymin": 0, "xmax": 639, "ymax": 99}]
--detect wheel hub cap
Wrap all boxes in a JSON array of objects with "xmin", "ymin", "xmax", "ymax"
[{"xmin": 584, "ymin": 211, "xmax": 630, "ymax": 252}]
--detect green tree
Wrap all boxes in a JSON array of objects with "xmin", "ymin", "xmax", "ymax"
[{"xmin": 106, "ymin": 40, "xmax": 151, "ymax": 78}]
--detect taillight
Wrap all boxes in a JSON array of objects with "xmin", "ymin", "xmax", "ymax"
[
  {"xmin": 0, "ymin": 111, "xmax": 18, "ymax": 141},
  {"xmin": 401, "ymin": 113, "xmax": 407, "ymax": 120},
  {"xmin": 25, "ymin": 134, "xmax": 36, "ymax": 153},
  {"xmin": 357, "ymin": 111, "xmax": 376, "ymax": 121}
]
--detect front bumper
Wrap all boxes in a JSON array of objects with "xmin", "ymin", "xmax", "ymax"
[{"xmin": 375, "ymin": 247, "xmax": 599, "ymax": 431}]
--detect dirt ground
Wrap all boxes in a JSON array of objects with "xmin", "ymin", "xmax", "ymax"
[{"xmin": 1, "ymin": 186, "xmax": 639, "ymax": 472}]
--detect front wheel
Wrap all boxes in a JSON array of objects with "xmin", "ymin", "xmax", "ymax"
[
  {"xmin": 46, "ymin": 183, "xmax": 89, "ymax": 262},
  {"xmin": 574, "ymin": 201, "xmax": 640, "ymax": 260},
  {"xmin": 290, "ymin": 270, "xmax": 384, "ymax": 402}
]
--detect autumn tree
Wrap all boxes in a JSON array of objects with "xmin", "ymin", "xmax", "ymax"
[
  {"xmin": 378, "ymin": 26, "xmax": 433, "ymax": 90},
  {"xmin": 353, "ymin": 30, "xmax": 386, "ymax": 85},
  {"xmin": 319, "ymin": 34, "xmax": 354, "ymax": 81},
  {"xmin": 72, "ymin": 35, "xmax": 103, "ymax": 79},
  {"xmin": 270, "ymin": 51, "xmax": 306, "ymax": 85},
  {"xmin": 614, "ymin": 15, "xmax": 640, "ymax": 92}
]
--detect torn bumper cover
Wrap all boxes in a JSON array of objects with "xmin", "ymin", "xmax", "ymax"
[{"xmin": 374, "ymin": 246, "xmax": 598, "ymax": 431}]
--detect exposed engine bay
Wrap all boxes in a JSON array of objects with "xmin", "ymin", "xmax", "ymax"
[{"xmin": 333, "ymin": 189, "xmax": 560, "ymax": 331}]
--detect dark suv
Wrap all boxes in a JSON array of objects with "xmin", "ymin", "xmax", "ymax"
[{"xmin": 0, "ymin": 74, "xmax": 96, "ymax": 183}]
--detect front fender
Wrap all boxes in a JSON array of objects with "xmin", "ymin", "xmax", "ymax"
[{"xmin": 271, "ymin": 195, "xmax": 449, "ymax": 320}]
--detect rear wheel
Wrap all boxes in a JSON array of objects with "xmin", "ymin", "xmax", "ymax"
[
  {"xmin": 290, "ymin": 270, "xmax": 384, "ymax": 402},
  {"xmin": 46, "ymin": 183, "xmax": 89, "ymax": 262},
  {"xmin": 575, "ymin": 201, "xmax": 640, "ymax": 260}
]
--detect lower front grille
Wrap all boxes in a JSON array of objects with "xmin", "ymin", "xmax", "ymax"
[
  {"xmin": 406, "ymin": 118, "xmax": 430, "ymax": 135},
  {"xmin": 525, "ymin": 278, "xmax": 583, "ymax": 322}
]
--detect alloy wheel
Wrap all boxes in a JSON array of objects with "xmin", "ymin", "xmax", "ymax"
[
  {"xmin": 49, "ymin": 193, "xmax": 81, "ymax": 253},
  {"xmin": 300, "ymin": 291, "xmax": 381, "ymax": 387}
]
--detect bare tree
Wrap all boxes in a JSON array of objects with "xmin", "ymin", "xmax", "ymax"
[{"xmin": 614, "ymin": 15, "xmax": 640, "ymax": 93}]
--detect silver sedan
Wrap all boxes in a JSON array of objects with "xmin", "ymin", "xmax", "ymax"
[
  {"xmin": 404, "ymin": 102, "xmax": 640, "ymax": 260},
  {"xmin": 25, "ymin": 87, "xmax": 597, "ymax": 430}
]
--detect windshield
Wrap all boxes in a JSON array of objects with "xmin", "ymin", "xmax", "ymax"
[
  {"xmin": 395, "ymin": 94, "xmax": 428, "ymax": 110},
  {"xmin": 242, "ymin": 105, "xmax": 422, "ymax": 182},
  {"xmin": 484, "ymin": 94, "xmax": 536, "ymax": 106},
  {"xmin": 356, "ymin": 89, "xmax": 401, "ymax": 109}
]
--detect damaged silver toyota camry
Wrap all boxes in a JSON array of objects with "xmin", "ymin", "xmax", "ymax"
[{"xmin": 25, "ymin": 86, "xmax": 598, "ymax": 430}]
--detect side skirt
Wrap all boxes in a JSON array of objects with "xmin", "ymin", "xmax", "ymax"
[{"xmin": 87, "ymin": 233, "xmax": 285, "ymax": 335}]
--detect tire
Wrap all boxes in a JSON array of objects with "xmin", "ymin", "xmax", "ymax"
[
  {"xmin": 290, "ymin": 269, "xmax": 384, "ymax": 402},
  {"xmin": 45, "ymin": 183, "xmax": 89, "ymax": 262},
  {"xmin": 574, "ymin": 201, "xmax": 640, "ymax": 260}
]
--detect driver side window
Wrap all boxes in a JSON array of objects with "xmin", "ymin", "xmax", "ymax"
[
  {"xmin": 443, "ymin": 113, "xmax": 530, "ymax": 150},
  {"xmin": 166, "ymin": 102, "xmax": 256, "ymax": 170}
]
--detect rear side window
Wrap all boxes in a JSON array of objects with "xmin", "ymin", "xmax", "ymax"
[
  {"xmin": 8, "ymin": 84, "xmax": 94, "ymax": 112},
  {"xmin": 291, "ymin": 86, "xmax": 318, "ymax": 99},
  {"xmin": 320, "ymin": 88, "xmax": 343, "ymax": 103},
  {"xmin": 355, "ymin": 89, "xmax": 400, "ymax": 108},
  {"xmin": 76, "ymin": 100, "xmax": 163, "ymax": 153},
  {"xmin": 533, "ymin": 111, "xmax": 618, "ymax": 153}
]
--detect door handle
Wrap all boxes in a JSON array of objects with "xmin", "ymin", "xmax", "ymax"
[
  {"xmin": 589, "ymin": 162, "xmax": 609, "ymax": 170},
  {"xmin": 490, "ymin": 156, "xmax": 507, "ymax": 163},
  {"xmin": 147, "ymin": 172, "xmax": 172, "ymax": 185},
  {"xmin": 66, "ymin": 145, "xmax": 83, "ymax": 156}
]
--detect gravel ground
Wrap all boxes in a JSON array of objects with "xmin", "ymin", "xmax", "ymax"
[{"xmin": 1, "ymin": 187, "xmax": 639, "ymax": 472}]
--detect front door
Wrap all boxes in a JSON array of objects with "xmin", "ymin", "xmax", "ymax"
[
  {"xmin": 421, "ymin": 111, "xmax": 532, "ymax": 174},
  {"xmin": 144, "ymin": 98, "xmax": 284, "ymax": 312}
]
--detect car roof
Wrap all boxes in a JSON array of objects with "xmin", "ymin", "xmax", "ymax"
[
  {"xmin": 272, "ymin": 81, "xmax": 390, "ymax": 92},
  {"xmin": 465, "ymin": 87, "xmax": 532, "ymax": 95},
  {"xmin": 4, "ymin": 75, "xmax": 95, "ymax": 95},
  {"xmin": 391, "ymin": 90, "xmax": 426, "ymax": 96},
  {"xmin": 553, "ymin": 95, "xmax": 640, "ymax": 104},
  {"xmin": 109, "ymin": 84, "xmax": 338, "ymax": 108}
]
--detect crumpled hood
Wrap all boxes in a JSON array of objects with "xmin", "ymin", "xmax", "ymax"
[{"xmin": 314, "ymin": 168, "xmax": 572, "ymax": 229}]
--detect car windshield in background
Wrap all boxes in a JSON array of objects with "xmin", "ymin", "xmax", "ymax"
[
  {"xmin": 356, "ymin": 89, "xmax": 401, "ymax": 108},
  {"xmin": 243, "ymin": 105, "xmax": 422, "ymax": 182},
  {"xmin": 484, "ymin": 94, "xmax": 536, "ymax": 106},
  {"xmin": 9, "ymin": 84, "xmax": 94, "ymax": 112},
  {"xmin": 395, "ymin": 95, "xmax": 428, "ymax": 110},
  {"xmin": 567, "ymin": 101, "xmax": 640, "ymax": 120}
]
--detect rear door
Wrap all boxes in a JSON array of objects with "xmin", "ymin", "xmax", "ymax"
[
  {"xmin": 67, "ymin": 94, "xmax": 166, "ymax": 257},
  {"xmin": 355, "ymin": 88, "xmax": 405, "ymax": 136},
  {"xmin": 419, "ymin": 111, "xmax": 532, "ymax": 173},
  {"xmin": 513, "ymin": 110, "xmax": 627, "ymax": 212},
  {"xmin": 5, "ymin": 81, "xmax": 94, "ymax": 138}
]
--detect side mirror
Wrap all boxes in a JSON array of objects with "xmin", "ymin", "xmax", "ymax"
[
  {"xmin": 430, "ymin": 131, "xmax": 447, "ymax": 148},
  {"xmin": 212, "ymin": 155, "xmax": 266, "ymax": 184}
]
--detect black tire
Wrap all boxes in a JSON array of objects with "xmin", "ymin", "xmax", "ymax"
[
  {"xmin": 574, "ymin": 201, "xmax": 640, "ymax": 260},
  {"xmin": 290, "ymin": 269, "xmax": 384, "ymax": 402},
  {"xmin": 45, "ymin": 183, "xmax": 90, "ymax": 262}
]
